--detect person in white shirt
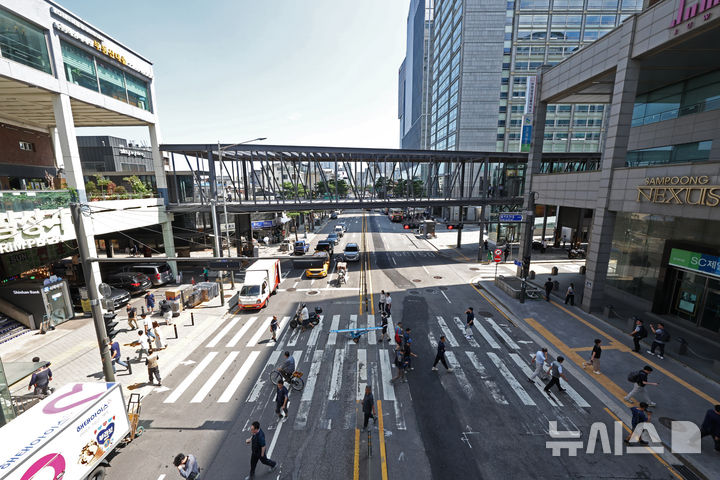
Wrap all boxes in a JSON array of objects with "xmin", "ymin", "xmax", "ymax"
[
  {"xmin": 528, "ymin": 347, "xmax": 548, "ymax": 382},
  {"xmin": 137, "ymin": 330, "xmax": 150, "ymax": 360},
  {"xmin": 385, "ymin": 292, "xmax": 392, "ymax": 315}
]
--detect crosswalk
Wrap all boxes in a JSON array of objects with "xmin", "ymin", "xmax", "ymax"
[{"xmin": 159, "ymin": 311, "xmax": 592, "ymax": 431}]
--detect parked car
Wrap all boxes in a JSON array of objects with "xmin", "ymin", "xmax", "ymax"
[
  {"xmin": 70, "ymin": 286, "xmax": 131, "ymax": 311},
  {"xmin": 106, "ymin": 271, "xmax": 152, "ymax": 295},
  {"xmin": 327, "ymin": 233, "xmax": 339, "ymax": 245},
  {"xmin": 294, "ymin": 240, "xmax": 310, "ymax": 255},
  {"xmin": 129, "ymin": 263, "xmax": 174, "ymax": 286},
  {"xmin": 343, "ymin": 243, "xmax": 360, "ymax": 262},
  {"xmin": 316, "ymin": 240, "xmax": 334, "ymax": 256},
  {"xmin": 334, "ymin": 225, "xmax": 344, "ymax": 238}
]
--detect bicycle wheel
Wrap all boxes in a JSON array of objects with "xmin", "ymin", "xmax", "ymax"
[
  {"xmin": 291, "ymin": 376, "xmax": 305, "ymax": 391},
  {"xmin": 269, "ymin": 370, "xmax": 282, "ymax": 385}
]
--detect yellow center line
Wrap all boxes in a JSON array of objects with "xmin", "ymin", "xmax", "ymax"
[
  {"xmin": 603, "ymin": 407, "xmax": 684, "ymax": 480},
  {"xmin": 377, "ymin": 400, "xmax": 388, "ymax": 480},
  {"xmin": 353, "ymin": 427, "xmax": 360, "ymax": 480},
  {"xmin": 551, "ymin": 302, "xmax": 720, "ymax": 405}
]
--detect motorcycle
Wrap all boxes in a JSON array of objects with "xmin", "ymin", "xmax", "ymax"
[
  {"xmin": 568, "ymin": 247, "xmax": 586, "ymax": 259},
  {"xmin": 289, "ymin": 304, "xmax": 322, "ymax": 329}
]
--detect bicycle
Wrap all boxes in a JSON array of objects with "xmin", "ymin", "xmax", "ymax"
[
  {"xmin": 525, "ymin": 289, "xmax": 544, "ymax": 301},
  {"xmin": 269, "ymin": 370, "xmax": 305, "ymax": 391}
]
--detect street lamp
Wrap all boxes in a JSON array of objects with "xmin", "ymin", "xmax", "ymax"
[{"xmin": 217, "ymin": 137, "xmax": 267, "ymax": 289}]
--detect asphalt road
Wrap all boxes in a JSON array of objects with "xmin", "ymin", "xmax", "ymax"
[{"xmin": 105, "ymin": 211, "xmax": 679, "ymax": 480}]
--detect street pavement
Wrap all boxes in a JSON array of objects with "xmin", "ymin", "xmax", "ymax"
[{"xmin": 3, "ymin": 211, "xmax": 719, "ymax": 480}]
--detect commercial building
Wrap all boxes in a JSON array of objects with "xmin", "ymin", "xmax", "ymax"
[
  {"xmin": 0, "ymin": 0, "xmax": 175, "ymax": 328},
  {"xmin": 525, "ymin": 0, "xmax": 720, "ymax": 334}
]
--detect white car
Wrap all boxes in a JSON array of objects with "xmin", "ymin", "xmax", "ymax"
[{"xmin": 334, "ymin": 225, "xmax": 344, "ymax": 237}]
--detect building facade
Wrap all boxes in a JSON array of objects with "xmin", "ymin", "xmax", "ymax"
[{"xmin": 526, "ymin": 0, "xmax": 720, "ymax": 335}]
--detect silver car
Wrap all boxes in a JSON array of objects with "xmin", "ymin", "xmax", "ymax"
[{"xmin": 344, "ymin": 243, "xmax": 360, "ymax": 261}]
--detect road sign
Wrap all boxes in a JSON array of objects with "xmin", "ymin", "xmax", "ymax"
[
  {"xmin": 514, "ymin": 260, "xmax": 522, "ymax": 267},
  {"xmin": 498, "ymin": 213, "xmax": 524, "ymax": 222},
  {"xmin": 493, "ymin": 249, "xmax": 502, "ymax": 263}
]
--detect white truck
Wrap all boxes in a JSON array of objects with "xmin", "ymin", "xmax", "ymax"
[
  {"xmin": 237, "ymin": 259, "xmax": 282, "ymax": 310},
  {"xmin": 0, "ymin": 382, "xmax": 130, "ymax": 480}
]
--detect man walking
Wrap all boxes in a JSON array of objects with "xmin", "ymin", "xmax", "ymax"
[
  {"xmin": 544, "ymin": 356, "xmax": 568, "ymax": 395},
  {"xmin": 245, "ymin": 421, "xmax": 277, "ymax": 479},
  {"xmin": 146, "ymin": 351, "xmax": 161, "ymax": 386},
  {"xmin": 394, "ymin": 322, "xmax": 403, "ymax": 345},
  {"xmin": 528, "ymin": 347, "xmax": 548, "ymax": 382},
  {"xmin": 173, "ymin": 453, "xmax": 199, "ymax": 480},
  {"xmin": 628, "ymin": 318, "xmax": 648, "ymax": 353},
  {"xmin": 503, "ymin": 245, "xmax": 510, "ymax": 262},
  {"xmin": 275, "ymin": 379, "xmax": 289, "ymax": 419},
  {"xmin": 465, "ymin": 307, "xmax": 475, "ymax": 340},
  {"xmin": 544, "ymin": 278, "xmax": 554, "ymax": 302},
  {"xmin": 385, "ymin": 292, "xmax": 392, "ymax": 315},
  {"xmin": 700, "ymin": 405, "xmax": 720, "ymax": 451},
  {"xmin": 28, "ymin": 360, "xmax": 52, "ymax": 396},
  {"xmin": 624, "ymin": 402, "xmax": 651, "ymax": 445},
  {"xmin": 145, "ymin": 291, "xmax": 155, "ymax": 314},
  {"xmin": 564, "ymin": 283, "xmax": 575, "ymax": 306},
  {"xmin": 431, "ymin": 335, "xmax": 453, "ymax": 372},
  {"xmin": 127, "ymin": 304, "xmax": 138, "ymax": 330},
  {"xmin": 136, "ymin": 330, "xmax": 150, "ymax": 361},
  {"xmin": 379, "ymin": 290, "xmax": 386, "ymax": 314},
  {"xmin": 648, "ymin": 323, "xmax": 668, "ymax": 359},
  {"xmin": 362, "ymin": 385, "xmax": 376, "ymax": 431},
  {"xmin": 270, "ymin": 315, "xmax": 278, "ymax": 342},
  {"xmin": 141, "ymin": 313, "xmax": 156, "ymax": 341},
  {"xmin": 623, "ymin": 365, "xmax": 657, "ymax": 406},
  {"xmin": 378, "ymin": 311, "xmax": 389, "ymax": 342},
  {"xmin": 108, "ymin": 339, "xmax": 128, "ymax": 373},
  {"xmin": 582, "ymin": 338, "xmax": 602, "ymax": 374}
]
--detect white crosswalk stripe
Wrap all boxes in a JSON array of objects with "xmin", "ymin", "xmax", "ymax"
[
  {"xmin": 556, "ymin": 378, "xmax": 591, "ymax": 408},
  {"xmin": 164, "ymin": 352, "xmax": 218, "ymax": 403},
  {"xmin": 453, "ymin": 316, "xmax": 479, "ymax": 347},
  {"xmin": 206, "ymin": 317, "xmax": 241, "ymax": 348},
  {"xmin": 367, "ymin": 315, "xmax": 376, "ymax": 345},
  {"xmin": 226, "ymin": 316, "xmax": 258, "ymax": 348},
  {"xmin": 436, "ymin": 316, "xmax": 459, "ymax": 347},
  {"xmin": 508, "ymin": 353, "xmax": 562, "ymax": 407},
  {"xmin": 485, "ymin": 317, "xmax": 520, "ymax": 350},
  {"xmin": 356, "ymin": 348, "xmax": 367, "ymax": 401},
  {"xmin": 286, "ymin": 323, "xmax": 302, "ymax": 347},
  {"xmin": 191, "ymin": 351, "xmax": 239, "ymax": 403},
  {"xmin": 378, "ymin": 349, "xmax": 395, "ymax": 402},
  {"xmin": 327, "ymin": 315, "xmax": 340, "ymax": 345},
  {"xmin": 246, "ymin": 316, "xmax": 273, "ymax": 347},
  {"xmin": 445, "ymin": 351, "xmax": 474, "ymax": 399},
  {"xmin": 218, "ymin": 351, "xmax": 260, "ymax": 403},
  {"xmin": 247, "ymin": 350, "xmax": 282, "ymax": 403},
  {"xmin": 487, "ymin": 352, "xmax": 536, "ymax": 406},
  {"xmin": 306, "ymin": 315, "xmax": 324, "ymax": 348},
  {"xmin": 295, "ymin": 349, "xmax": 324, "ymax": 429},
  {"xmin": 328, "ymin": 347, "xmax": 345, "ymax": 400},
  {"xmin": 474, "ymin": 320, "xmax": 501, "ymax": 349},
  {"xmin": 386, "ymin": 316, "xmax": 396, "ymax": 345},
  {"xmin": 465, "ymin": 352, "xmax": 508, "ymax": 405}
]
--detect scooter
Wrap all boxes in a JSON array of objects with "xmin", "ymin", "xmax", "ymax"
[
  {"xmin": 568, "ymin": 247, "xmax": 586, "ymax": 259},
  {"xmin": 289, "ymin": 304, "xmax": 322, "ymax": 329}
]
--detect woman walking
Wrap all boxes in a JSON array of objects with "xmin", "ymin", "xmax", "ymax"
[{"xmin": 565, "ymin": 283, "xmax": 575, "ymax": 306}]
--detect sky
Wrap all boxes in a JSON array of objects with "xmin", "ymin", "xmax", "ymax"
[{"xmin": 61, "ymin": 0, "xmax": 410, "ymax": 149}]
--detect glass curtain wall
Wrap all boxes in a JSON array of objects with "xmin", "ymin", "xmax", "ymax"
[{"xmin": 0, "ymin": 8, "xmax": 52, "ymax": 74}]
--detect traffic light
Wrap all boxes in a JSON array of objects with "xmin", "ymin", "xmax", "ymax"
[
  {"xmin": 404, "ymin": 224, "xmax": 409, "ymax": 229},
  {"xmin": 103, "ymin": 312, "xmax": 119, "ymax": 340},
  {"xmin": 522, "ymin": 256, "xmax": 531, "ymax": 278}
]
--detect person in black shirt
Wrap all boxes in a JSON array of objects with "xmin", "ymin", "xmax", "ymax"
[
  {"xmin": 245, "ymin": 421, "xmax": 276, "ymax": 479},
  {"xmin": 544, "ymin": 278, "xmax": 554, "ymax": 301},
  {"xmin": 275, "ymin": 379, "xmax": 289, "ymax": 419},
  {"xmin": 582, "ymin": 338, "xmax": 602, "ymax": 374},
  {"xmin": 28, "ymin": 361, "xmax": 52, "ymax": 396},
  {"xmin": 431, "ymin": 335, "xmax": 453, "ymax": 372},
  {"xmin": 270, "ymin": 316, "xmax": 278, "ymax": 342},
  {"xmin": 378, "ymin": 312, "xmax": 389, "ymax": 342},
  {"xmin": 362, "ymin": 385, "xmax": 376, "ymax": 431},
  {"xmin": 465, "ymin": 307, "xmax": 475, "ymax": 340},
  {"xmin": 700, "ymin": 405, "xmax": 720, "ymax": 451}
]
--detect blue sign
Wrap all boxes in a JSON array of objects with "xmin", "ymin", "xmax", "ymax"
[
  {"xmin": 513, "ymin": 260, "xmax": 523, "ymax": 267},
  {"xmin": 251, "ymin": 220, "xmax": 274, "ymax": 229},
  {"xmin": 498, "ymin": 213, "xmax": 523, "ymax": 222}
]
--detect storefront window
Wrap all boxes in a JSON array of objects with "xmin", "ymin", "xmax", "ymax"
[
  {"xmin": 97, "ymin": 61, "xmax": 127, "ymax": 103},
  {"xmin": 0, "ymin": 8, "xmax": 51, "ymax": 74},
  {"xmin": 61, "ymin": 41, "xmax": 98, "ymax": 91},
  {"xmin": 126, "ymin": 73, "xmax": 150, "ymax": 111}
]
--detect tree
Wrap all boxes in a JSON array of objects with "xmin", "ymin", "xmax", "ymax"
[
  {"xmin": 123, "ymin": 175, "xmax": 152, "ymax": 196},
  {"xmin": 373, "ymin": 177, "xmax": 395, "ymax": 198},
  {"xmin": 95, "ymin": 174, "xmax": 110, "ymax": 195},
  {"xmin": 85, "ymin": 181, "xmax": 98, "ymax": 196},
  {"xmin": 282, "ymin": 181, "xmax": 307, "ymax": 199},
  {"xmin": 314, "ymin": 179, "xmax": 349, "ymax": 198},
  {"xmin": 393, "ymin": 179, "xmax": 424, "ymax": 197}
]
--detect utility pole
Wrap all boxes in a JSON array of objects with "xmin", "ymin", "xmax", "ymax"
[
  {"xmin": 209, "ymin": 198, "xmax": 225, "ymax": 306},
  {"xmin": 70, "ymin": 203, "xmax": 115, "ymax": 382},
  {"xmin": 519, "ymin": 192, "xmax": 536, "ymax": 303}
]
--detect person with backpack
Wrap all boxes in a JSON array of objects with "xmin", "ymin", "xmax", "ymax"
[
  {"xmin": 648, "ymin": 323, "xmax": 669, "ymax": 359},
  {"xmin": 628, "ymin": 318, "xmax": 648, "ymax": 353},
  {"xmin": 624, "ymin": 402, "xmax": 652, "ymax": 445},
  {"xmin": 394, "ymin": 322, "xmax": 403, "ymax": 345},
  {"xmin": 624, "ymin": 365, "xmax": 657, "ymax": 406},
  {"xmin": 544, "ymin": 356, "xmax": 568, "ymax": 395}
]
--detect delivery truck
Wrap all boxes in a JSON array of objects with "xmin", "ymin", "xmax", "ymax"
[
  {"xmin": 237, "ymin": 259, "xmax": 282, "ymax": 310},
  {"xmin": 0, "ymin": 382, "xmax": 131, "ymax": 480}
]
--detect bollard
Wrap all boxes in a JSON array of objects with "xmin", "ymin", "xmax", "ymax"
[
  {"xmin": 126, "ymin": 357, "xmax": 132, "ymax": 375},
  {"xmin": 191, "ymin": 313, "xmax": 195, "ymax": 326},
  {"xmin": 677, "ymin": 337, "xmax": 688, "ymax": 355},
  {"xmin": 551, "ymin": 266, "xmax": 558, "ymax": 275},
  {"xmin": 174, "ymin": 324, "xmax": 179, "ymax": 339}
]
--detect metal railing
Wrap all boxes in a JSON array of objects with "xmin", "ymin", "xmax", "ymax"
[{"xmin": 631, "ymin": 97, "xmax": 720, "ymax": 127}]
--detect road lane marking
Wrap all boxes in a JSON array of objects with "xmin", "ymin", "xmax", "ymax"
[
  {"xmin": 436, "ymin": 316, "xmax": 459, "ymax": 347},
  {"xmin": 267, "ymin": 399, "xmax": 286, "ymax": 459},
  {"xmin": 329, "ymin": 347, "xmax": 345, "ymax": 400},
  {"xmin": 445, "ymin": 351, "xmax": 474, "ymax": 399},
  {"xmin": 377, "ymin": 400, "xmax": 389, "ymax": 480},
  {"xmin": 353, "ymin": 427, "xmax": 360, "ymax": 480},
  {"xmin": 246, "ymin": 316, "xmax": 273, "ymax": 347},
  {"xmin": 286, "ymin": 323, "xmax": 302, "ymax": 347},
  {"xmin": 226, "ymin": 316, "xmax": 259, "ymax": 347},
  {"xmin": 191, "ymin": 351, "xmax": 240, "ymax": 403},
  {"xmin": 164, "ymin": 352, "xmax": 218, "ymax": 403},
  {"xmin": 473, "ymin": 321, "xmax": 501, "ymax": 349},
  {"xmin": 391, "ymin": 257, "xmax": 397, "ymax": 265},
  {"xmin": 306, "ymin": 315, "xmax": 325, "ymax": 348},
  {"xmin": 367, "ymin": 314, "xmax": 376, "ymax": 345},
  {"xmin": 393, "ymin": 398, "xmax": 407, "ymax": 430},
  {"xmin": 465, "ymin": 351, "xmax": 508, "ymax": 405},
  {"xmin": 440, "ymin": 290, "xmax": 452, "ymax": 303},
  {"xmin": 508, "ymin": 353, "xmax": 562, "ymax": 407},
  {"xmin": 485, "ymin": 317, "xmax": 520, "ymax": 350},
  {"xmin": 206, "ymin": 317, "xmax": 241, "ymax": 348},
  {"xmin": 453, "ymin": 316, "xmax": 480, "ymax": 347},
  {"xmin": 486, "ymin": 352, "xmax": 535, "ymax": 406},
  {"xmin": 386, "ymin": 315, "xmax": 396, "ymax": 345},
  {"xmin": 246, "ymin": 350, "xmax": 282, "ymax": 402},
  {"xmin": 215, "ymin": 350, "xmax": 260, "ymax": 403},
  {"xmin": 295, "ymin": 349, "xmax": 324, "ymax": 429},
  {"xmin": 327, "ymin": 315, "xmax": 340, "ymax": 345},
  {"xmin": 357, "ymin": 349, "xmax": 367, "ymax": 401},
  {"xmin": 379, "ymin": 350, "xmax": 395, "ymax": 402}
]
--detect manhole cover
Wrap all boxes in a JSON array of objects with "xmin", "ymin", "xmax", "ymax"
[
  {"xmin": 478, "ymin": 311, "xmax": 493, "ymax": 317},
  {"xmin": 470, "ymin": 267, "xmax": 480, "ymax": 271},
  {"xmin": 425, "ymin": 289, "xmax": 436, "ymax": 294},
  {"xmin": 307, "ymin": 290, "xmax": 320, "ymax": 295},
  {"xmin": 408, "ymin": 290, "xmax": 420, "ymax": 295},
  {"xmin": 286, "ymin": 288, "xmax": 297, "ymax": 292},
  {"xmin": 438, "ymin": 286, "xmax": 448, "ymax": 291},
  {"xmin": 433, "ymin": 276, "xmax": 443, "ymax": 279},
  {"xmin": 412, "ymin": 279, "xmax": 422, "ymax": 283}
]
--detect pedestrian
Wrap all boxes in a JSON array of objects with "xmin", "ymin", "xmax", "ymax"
[
  {"xmin": 544, "ymin": 278, "xmax": 554, "ymax": 301},
  {"xmin": 528, "ymin": 347, "xmax": 548, "ymax": 382},
  {"xmin": 362, "ymin": 385, "xmax": 376, "ymax": 431},
  {"xmin": 145, "ymin": 292, "xmax": 155, "ymax": 314},
  {"xmin": 244, "ymin": 421, "xmax": 277, "ymax": 479},
  {"xmin": 152, "ymin": 321, "xmax": 165, "ymax": 350},
  {"xmin": 403, "ymin": 327, "xmax": 412, "ymax": 361},
  {"xmin": 108, "ymin": 339, "xmax": 128, "ymax": 373},
  {"xmin": 541, "ymin": 238, "xmax": 547, "ymax": 253},
  {"xmin": 402, "ymin": 341, "xmax": 417, "ymax": 378},
  {"xmin": 146, "ymin": 351, "xmax": 161, "ymax": 386},
  {"xmin": 623, "ymin": 365, "xmax": 658, "ymax": 406},
  {"xmin": 394, "ymin": 321, "xmax": 403, "ymax": 345},
  {"xmin": 136, "ymin": 330, "xmax": 150, "ymax": 361},
  {"xmin": 465, "ymin": 307, "xmax": 475, "ymax": 340},
  {"xmin": 28, "ymin": 360, "xmax": 52, "ymax": 396},
  {"xmin": 173, "ymin": 453, "xmax": 199, "ymax": 480},
  {"xmin": 202, "ymin": 267, "xmax": 209, "ymax": 282},
  {"xmin": 562, "ymin": 235, "xmax": 567, "ymax": 249},
  {"xmin": 647, "ymin": 323, "xmax": 669, "ymax": 359},
  {"xmin": 628, "ymin": 318, "xmax": 648, "ymax": 352},
  {"xmin": 270, "ymin": 315, "xmax": 278, "ymax": 342},
  {"xmin": 544, "ymin": 356, "xmax": 568, "ymax": 395},
  {"xmin": 431, "ymin": 335, "xmax": 453, "ymax": 372},
  {"xmin": 564, "ymin": 283, "xmax": 575, "ymax": 306},
  {"xmin": 582, "ymin": 339, "xmax": 602, "ymax": 374},
  {"xmin": 275, "ymin": 379, "xmax": 289, "ymax": 419},
  {"xmin": 503, "ymin": 245, "xmax": 510, "ymax": 262},
  {"xmin": 624, "ymin": 402, "xmax": 651, "ymax": 445},
  {"xmin": 483, "ymin": 240, "xmax": 489, "ymax": 251},
  {"xmin": 378, "ymin": 311, "xmax": 389, "ymax": 342},
  {"xmin": 142, "ymin": 313, "xmax": 156, "ymax": 341},
  {"xmin": 700, "ymin": 405, "xmax": 720, "ymax": 451},
  {"xmin": 385, "ymin": 292, "xmax": 392, "ymax": 315},
  {"xmin": 126, "ymin": 304, "xmax": 138, "ymax": 330},
  {"xmin": 379, "ymin": 290, "xmax": 386, "ymax": 314},
  {"xmin": 160, "ymin": 299, "xmax": 173, "ymax": 325}
]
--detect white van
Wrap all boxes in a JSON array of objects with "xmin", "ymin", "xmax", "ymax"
[{"xmin": 237, "ymin": 259, "xmax": 282, "ymax": 310}]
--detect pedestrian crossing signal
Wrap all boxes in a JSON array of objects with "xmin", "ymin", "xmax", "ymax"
[
  {"xmin": 447, "ymin": 225, "xmax": 454, "ymax": 230},
  {"xmin": 403, "ymin": 225, "xmax": 409, "ymax": 229},
  {"xmin": 103, "ymin": 312, "xmax": 119, "ymax": 340}
]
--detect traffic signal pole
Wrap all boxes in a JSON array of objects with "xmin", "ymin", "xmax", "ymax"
[
  {"xmin": 70, "ymin": 203, "xmax": 115, "ymax": 382},
  {"xmin": 519, "ymin": 193, "xmax": 536, "ymax": 304}
]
